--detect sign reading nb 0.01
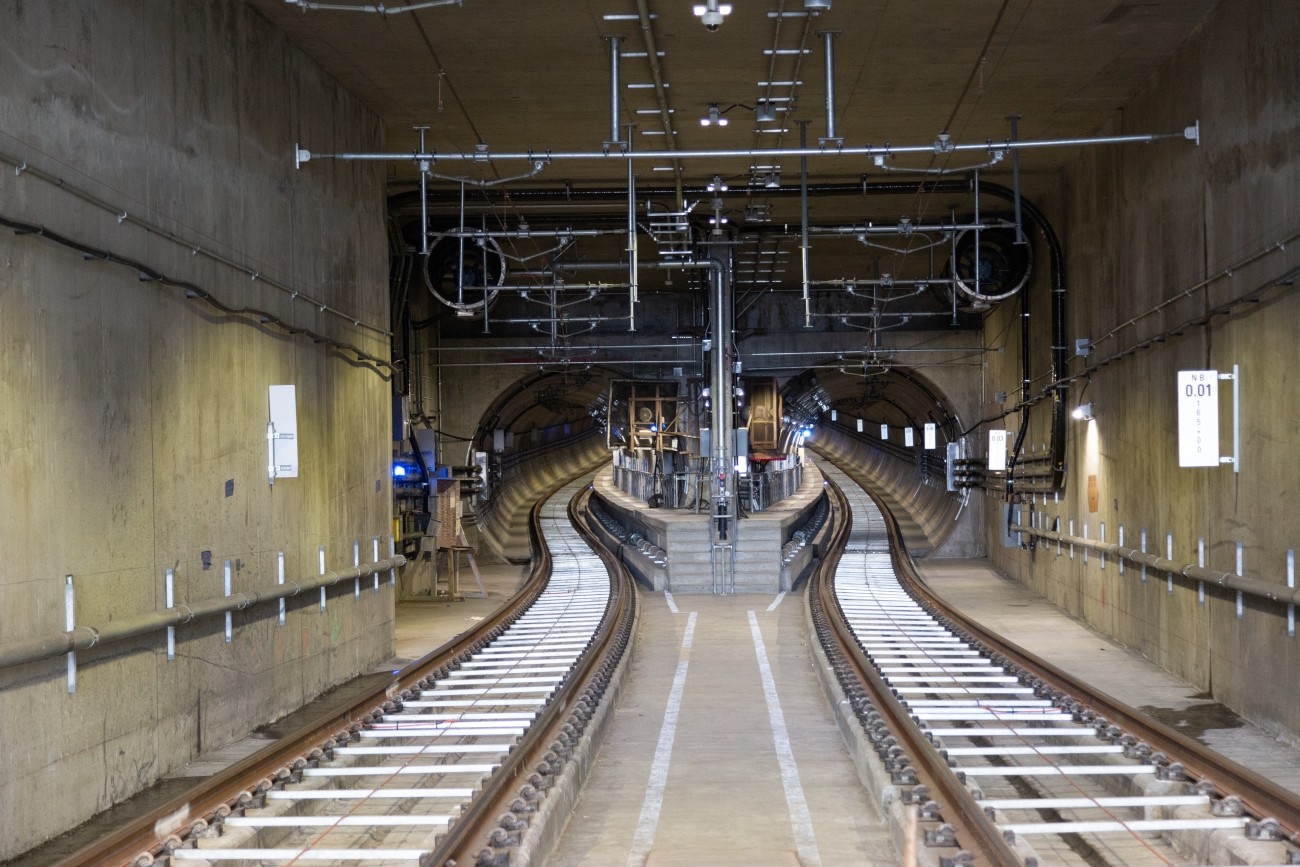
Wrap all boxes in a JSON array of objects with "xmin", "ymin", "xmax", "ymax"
[{"xmin": 1177, "ymin": 370, "xmax": 1219, "ymax": 467}]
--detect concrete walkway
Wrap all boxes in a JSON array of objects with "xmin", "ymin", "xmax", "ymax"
[{"xmin": 546, "ymin": 590, "xmax": 899, "ymax": 867}]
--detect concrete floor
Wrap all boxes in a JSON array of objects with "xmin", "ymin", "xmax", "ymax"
[{"xmin": 11, "ymin": 555, "xmax": 1300, "ymax": 865}]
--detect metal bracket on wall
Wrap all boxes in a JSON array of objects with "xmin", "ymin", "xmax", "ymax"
[{"xmin": 1218, "ymin": 365, "xmax": 1240, "ymax": 474}]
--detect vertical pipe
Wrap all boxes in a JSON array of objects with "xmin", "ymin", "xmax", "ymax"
[
  {"xmin": 65, "ymin": 575, "xmax": 77, "ymax": 694},
  {"xmin": 799, "ymin": 121, "xmax": 811, "ymax": 327},
  {"xmin": 417, "ymin": 126, "xmax": 430, "ymax": 256},
  {"xmin": 223, "ymin": 560, "xmax": 233, "ymax": 643},
  {"xmin": 457, "ymin": 182, "xmax": 467, "ymax": 307},
  {"xmin": 319, "ymin": 544, "xmax": 327, "ymax": 612},
  {"xmin": 1007, "ymin": 115, "xmax": 1026, "ymax": 245},
  {"xmin": 608, "ymin": 36, "xmax": 622, "ymax": 146},
  {"xmin": 1083, "ymin": 522, "xmax": 1089, "ymax": 565},
  {"xmin": 166, "ymin": 568, "xmax": 177, "ymax": 658},
  {"xmin": 1288, "ymin": 549, "xmax": 1295, "ymax": 637},
  {"xmin": 1197, "ymin": 537, "xmax": 1206, "ymax": 605},
  {"xmin": 1166, "ymin": 533, "xmax": 1174, "ymax": 595},
  {"xmin": 1140, "ymin": 529, "xmax": 1147, "ymax": 583},
  {"xmin": 1118, "ymin": 525, "xmax": 1124, "ymax": 575},
  {"xmin": 389, "ymin": 535, "xmax": 397, "ymax": 588},
  {"xmin": 820, "ymin": 31, "xmax": 840, "ymax": 141},
  {"xmin": 277, "ymin": 552, "xmax": 286, "ymax": 625},
  {"xmin": 353, "ymin": 538, "xmax": 361, "ymax": 600},
  {"xmin": 373, "ymin": 537, "xmax": 381, "ymax": 592},
  {"xmin": 1068, "ymin": 518, "xmax": 1074, "ymax": 559},
  {"xmin": 1235, "ymin": 542, "xmax": 1244, "ymax": 619},
  {"xmin": 1232, "ymin": 364, "xmax": 1241, "ymax": 474},
  {"xmin": 627, "ymin": 129, "xmax": 638, "ymax": 331},
  {"xmin": 1100, "ymin": 522, "xmax": 1106, "ymax": 570}
]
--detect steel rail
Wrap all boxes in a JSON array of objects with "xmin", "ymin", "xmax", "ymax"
[
  {"xmin": 55, "ymin": 482, "xmax": 566, "ymax": 867},
  {"xmin": 423, "ymin": 482, "xmax": 635, "ymax": 866},
  {"xmin": 812, "ymin": 475, "xmax": 1023, "ymax": 867},
  {"xmin": 830, "ymin": 458, "xmax": 1300, "ymax": 844}
]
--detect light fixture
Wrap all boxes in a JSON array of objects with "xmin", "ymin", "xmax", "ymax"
[
  {"xmin": 805, "ymin": 0, "xmax": 831, "ymax": 10},
  {"xmin": 700, "ymin": 103, "xmax": 729, "ymax": 127},
  {"xmin": 1072, "ymin": 402, "xmax": 1094, "ymax": 421},
  {"xmin": 706, "ymin": 175, "xmax": 729, "ymax": 192},
  {"xmin": 692, "ymin": 1, "xmax": 732, "ymax": 31},
  {"xmin": 764, "ymin": 172, "xmax": 781, "ymax": 189},
  {"xmin": 755, "ymin": 100, "xmax": 778, "ymax": 122}
]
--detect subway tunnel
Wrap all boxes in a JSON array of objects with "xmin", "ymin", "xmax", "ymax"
[{"xmin": 3, "ymin": 0, "xmax": 1300, "ymax": 862}]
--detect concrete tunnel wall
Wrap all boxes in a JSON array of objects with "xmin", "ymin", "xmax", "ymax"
[
  {"xmin": 984, "ymin": 0, "xmax": 1300, "ymax": 743},
  {"xmin": 0, "ymin": 3, "xmax": 392, "ymax": 857}
]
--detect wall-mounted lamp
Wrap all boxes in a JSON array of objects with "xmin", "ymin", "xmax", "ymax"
[
  {"xmin": 1075, "ymin": 337, "xmax": 1093, "ymax": 357},
  {"xmin": 756, "ymin": 100, "xmax": 778, "ymax": 122},
  {"xmin": 700, "ymin": 103, "xmax": 729, "ymax": 127},
  {"xmin": 1072, "ymin": 402, "xmax": 1094, "ymax": 421},
  {"xmin": 763, "ymin": 171, "xmax": 781, "ymax": 188}
]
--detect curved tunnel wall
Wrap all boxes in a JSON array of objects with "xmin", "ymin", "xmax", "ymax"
[
  {"xmin": 811, "ymin": 426, "xmax": 969, "ymax": 558},
  {"xmin": 472, "ymin": 433, "xmax": 611, "ymax": 563}
]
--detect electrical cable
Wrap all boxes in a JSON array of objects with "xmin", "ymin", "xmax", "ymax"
[{"xmin": 0, "ymin": 213, "xmax": 396, "ymax": 379}]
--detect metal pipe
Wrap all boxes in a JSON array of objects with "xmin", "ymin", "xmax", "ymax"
[
  {"xmin": 820, "ymin": 30, "xmax": 840, "ymax": 142},
  {"xmin": 628, "ymin": 126, "xmax": 639, "ymax": 330},
  {"xmin": 439, "ymin": 228, "xmax": 623, "ymax": 239},
  {"xmin": 1012, "ymin": 524, "xmax": 1300, "ymax": 609},
  {"xmin": 799, "ymin": 121, "xmax": 812, "ymax": 327},
  {"xmin": 1007, "ymin": 115, "xmax": 1026, "ymax": 245},
  {"xmin": 812, "ymin": 219, "xmax": 1012, "ymax": 235},
  {"xmin": 301, "ymin": 130, "xmax": 1190, "ymax": 165},
  {"xmin": 634, "ymin": 0, "xmax": 684, "ymax": 206},
  {"xmin": 608, "ymin": 36, "xmax": 622, "ymax": 147},
  {"xmin": 417, "ymin": 126, "xmax": 430, "ymax": 256},
  {"xmin": 0, "ymin": 557, "xmax": 407, "ymax": 672}
]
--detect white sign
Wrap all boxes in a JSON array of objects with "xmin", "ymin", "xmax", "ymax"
[
  {"xmin": 268, "ymin": 385, "xmax": 299, "ymax": 481},
  {"xmin": 880, "ymin": 423, "xmax": 889, "ymax": 440},
  {"xmin": 924, "ymin": 422, "xmax": 937, "ymax": 450},
  {"xmin": 1178, "ymin": 370, "xmax": 1219, "ymax": 467},
  {"xmin": 988, "ymin": 429, "xmax": 1008, "ymax": 471},
  {"xmin": 904, "ymin": 427, "xmax": 915, "ymax": 447}
]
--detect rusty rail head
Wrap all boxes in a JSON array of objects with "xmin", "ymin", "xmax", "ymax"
[
  {"xmin": 421, "ymin": 481, "xmax": 635, "ymax": 866},
  {"xmin": 825, "ymin": 453, "xmax": 1300, "ymax": 844},
  {"xmin": 814, "ymin": 475, "xmax": 1024, "ymax": 867},
  {"xmin": 54, "ymin": 487, "xmax": 563, "ymax": 867}
]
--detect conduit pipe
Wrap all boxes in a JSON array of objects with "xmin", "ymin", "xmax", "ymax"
[
  {"xmin": 819, "ymin": 30, "xmax": 841, "ymax": 144},
  {"xmin": 0, "ymin": 557, "xmax": 406, "ymax": 672},
  {"xmin": 301, "ymin": 128, "xmax": 1196, "ymax": 166},
  {"xmin": 799, "ymin": 121, "xmax": 812, "ymax": 326},
  {"xmin": 1011, "ymin": 523, "xmax": 1300, "ymax": 609},
  {"xmin": 634, "ymin": 0, "xmax": 684, "ymax": 206},
  {"xmin": 608, "ymin": 36, "xmax": 622, "ymax": 147}
]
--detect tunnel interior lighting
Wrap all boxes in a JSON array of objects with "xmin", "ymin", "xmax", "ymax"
[
  {"xmin": 1072, "ymin": 402, "xmax": 1094, "ymax": 421},
  {"xmin": 701, "ymin": 104, "xmax": 729, "ymax": 127}
]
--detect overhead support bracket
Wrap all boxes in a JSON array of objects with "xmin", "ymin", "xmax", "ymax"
[{"xmin": 818, "ymin": 30, "xmax": 842, "ymax": 148}]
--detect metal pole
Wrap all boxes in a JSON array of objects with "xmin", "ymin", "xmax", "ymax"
[
  {"xmin": 627, "ymin": 127, "xmax": 639, "ymax": 330},
  {"xmin": 373, "ymin": 537, "xmax": 381, "ymax": 592},
  {"xmin": 319, "ymin": 545, "xmax": 327, "ymax": 612},
  {"xmin": 608, "ymin": 36, "xmax": 622, "ymax": 146},
  {"xmin": 799, "ymin": 121, "xmax": 811, "ymax": 327},
  {"xmin": 223, "ymin": 560, "xmax": 233, "ymax": 643},
  {"xmin": 820, "ymin": 31, "xmax": 840, "ymax": 143},
  {"xmin": 301, "ymin": 129, "xmax": 1190, "ymax": 164},
  {"xmin": 166, "ymin": 568, "xmax": 177, "ymax": 658},
  {"xmin": 277, "ymin": 552, "xmax": 286, "ymax": 625},
  {"xmin": 1007, "ymin": 115, "xmax": 1026, "ymax": 245},
  {"xmin": 65, "ymin": 575, "xmax": 76, "ymax": 693},
  {"xmin": 416, "ymin": 126, "xmax": 430, "ymax": 256},
  {"xmin": 353, "ymin": 538, "xmax": 361, "ymax": 599}
]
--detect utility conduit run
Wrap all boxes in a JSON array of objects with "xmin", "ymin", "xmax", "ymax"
[
  {"xmin": 0, "ymin": 556, "xmax": 406, "ymax": 672},
  {"xmin": 1010, "ymin": 522, "xmax": 1300, "ymax": 608}
]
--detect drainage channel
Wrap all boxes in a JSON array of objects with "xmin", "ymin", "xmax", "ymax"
[{"xmin": 816, "ymin": 461, "xmax": 1300, "ymax": 867}]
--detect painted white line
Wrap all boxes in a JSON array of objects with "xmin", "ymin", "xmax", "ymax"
[
  {"xmin": 665, "ymin": 590, "xmax": 679, "ymax": 613},
  {"xmin": 766, "ymin": 591, "xmax": 787, "ymax": 611},
  {"xmin": 627, "ymin": 611, "xmax": 696, "ymax": 867},
  {"xmin": 748, "ymin": 610, "xmax": 822, "ymax": 867}
]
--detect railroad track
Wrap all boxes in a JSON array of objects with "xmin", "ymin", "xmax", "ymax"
[
  {"xmin": 812, "ymin": 460, "xmax": 1300, "ymax": 867},
  {"xmin": 65, "ymin": 476, "xmax": 633, "ymax": 867}
]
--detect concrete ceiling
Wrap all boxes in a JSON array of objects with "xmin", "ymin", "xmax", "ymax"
[{"xmin": 254, "ymin": 0, "xmax": 1217, "ymax": 345}]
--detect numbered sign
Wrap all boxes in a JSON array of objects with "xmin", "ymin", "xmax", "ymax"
[
  {"xmin": 1177, "ymin": 370, "xmax": 1219, "ymax": 467},
  {"xmin": 988, "ymin": 429, "xmax": 1008, "ymax": 471},
  {"xmin": 924, "ymin": 422, "xmax": 937, "ymax": 450}
]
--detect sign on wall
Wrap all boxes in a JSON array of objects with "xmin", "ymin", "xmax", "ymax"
[
  {"xmin": 1177, "ymin": 370, "xmax": 1219, "ymax": 467},
  {"xmin": 987, "ymin": 428, "xmax": 1008, "ymax": 471},
  {"xmin": 924, "ymin": 422, "xmax": 936, "ymax": 450}
]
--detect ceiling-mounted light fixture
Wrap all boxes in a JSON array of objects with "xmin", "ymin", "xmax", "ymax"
[
  {"xmin": 764, "ymin": 171, "xmax": 781, "ymax": 189},
  {"xmin": 804, "ymin": 0, "xmax": 831, "ymax": 10},
  {"xmin": 756, "ymin": 100, "xmax": 778, "ymax": 122},
  {"xmin": 693, "ymin": 0, "xmax": 732, "ymax": 31},
  {"xmin": 706, "ymin": 175, "xmax": 729, "ymax": 192},
  {"xmin": 700, "ymin": 103, "xmax": 729, "ymax": 127}
]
